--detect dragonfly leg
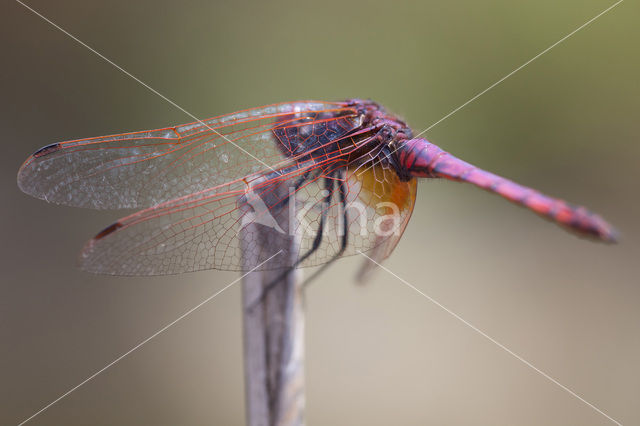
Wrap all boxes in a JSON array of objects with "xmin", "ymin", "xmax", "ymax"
[
  {"xmin": 250, "ymin": 174, "xmax": 336, "ymax": 309},
  {"xmin": 271, "ymin": 170, "xmax": 310, "ymax": 211},
  {"xmin": 291, "ymin": 174, "xmax": 334, "ymax": 265},
  {"xmin": 302, "ymin": 171, "xmax": 349, "ymax": 287}
]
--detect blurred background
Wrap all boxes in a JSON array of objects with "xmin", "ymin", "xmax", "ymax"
[{"xmin": 2, "ymin": 0, "xmax": 638, "ymax": 425}]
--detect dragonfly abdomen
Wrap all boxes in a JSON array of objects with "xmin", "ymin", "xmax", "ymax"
[{"xmin": 396, "ymin": 138, "xmax": 618, "ymax": 242}]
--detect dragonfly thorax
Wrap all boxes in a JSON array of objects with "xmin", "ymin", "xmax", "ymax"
[{"xmin": 271, "ymin": 99, "xmax": 414, "ymax": 169}]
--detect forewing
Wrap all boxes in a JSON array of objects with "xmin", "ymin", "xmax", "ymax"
[{"xmin": 17, "ymin": 101, "xmax": 356, "ymax": 209}]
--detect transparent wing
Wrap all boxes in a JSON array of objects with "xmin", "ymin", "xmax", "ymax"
[
  {"xmin": 17, "ymin": 101, "xmax": 357, "ymax": 209},
  {"xmin": 79, "ymin": 157, "xmax": 417, "ymax": 275},
  {"xmin": 290, "ymin": 163, "xmax": 417, "ymax": 269},
  {"xmin": 348, "ymin": 163, "xmax": 418, "ymax": 281}
]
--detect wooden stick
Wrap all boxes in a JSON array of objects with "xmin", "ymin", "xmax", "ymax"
[{"xmin": 241, "ymin": 182, "xmax": 305, "ymax": 426}]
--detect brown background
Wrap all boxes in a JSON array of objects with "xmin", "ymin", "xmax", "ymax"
[{"xmin": 2, "ymin": 0, "xmax": 638, "ymax": 425}]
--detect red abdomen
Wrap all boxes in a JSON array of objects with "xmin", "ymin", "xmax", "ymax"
[{"xmin": 396, "ymin": 138, "xmax": 618, "ymax": 242}]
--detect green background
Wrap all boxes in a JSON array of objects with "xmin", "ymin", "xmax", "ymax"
[{"xmin": 2, "ymin": 0, "xmax": 638, "ymax": 425}]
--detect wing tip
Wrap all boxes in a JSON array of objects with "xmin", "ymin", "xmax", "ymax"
[
  {"xmin": 93, "ymin": 222, "xmax": 124, "ymax": 240},
  {"xmin": 78, "ymin": 222, "xmax": 123, "ymax": 275},
  {"xmin": 33, "ymin": 143, "xmax": 62, "ymax": 158},
  {"xmin": 17, "ymin": 144, "xmax": 63, "ymax": 199}
]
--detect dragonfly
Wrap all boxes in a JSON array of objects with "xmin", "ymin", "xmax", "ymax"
[{"xmin": 17, "ymin": 99, "xmax": 618, "ymax": 278}]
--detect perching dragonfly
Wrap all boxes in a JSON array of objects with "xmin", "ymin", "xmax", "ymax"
[{"xmin": 17, "ymin": 99, "xmax": 617, "ymax": 277}]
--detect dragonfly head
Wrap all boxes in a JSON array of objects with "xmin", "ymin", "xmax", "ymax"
[{"xmin": 345, "ymin": 99, "xmax": 413, "ymax": 141}]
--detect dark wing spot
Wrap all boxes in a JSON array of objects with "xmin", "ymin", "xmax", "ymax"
[
  {"xmin": 94, "ymin": 222, "xmax": 123, "ymax": 240},
  {"xmin": 33, "ymin": 143, "xmax": 62, "ymax": 158}
]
